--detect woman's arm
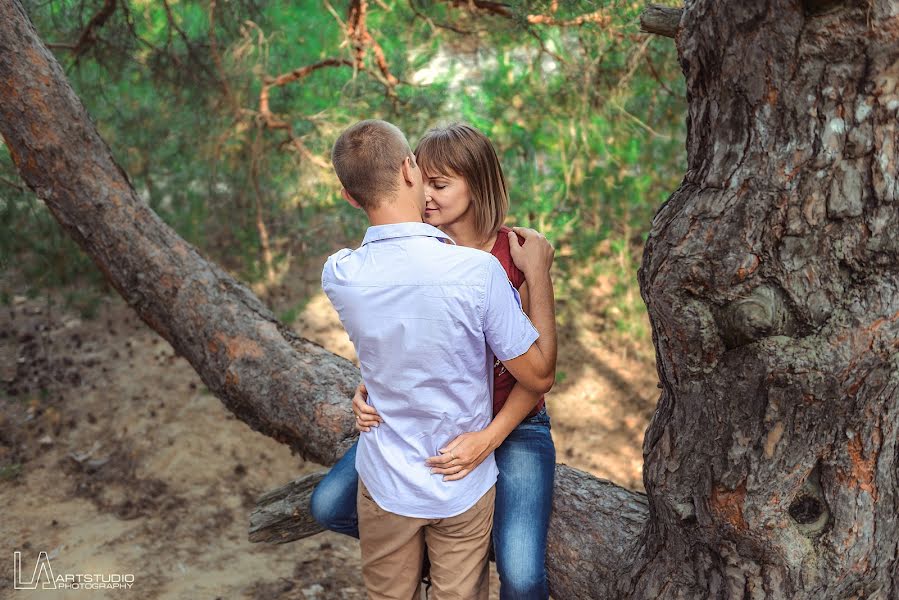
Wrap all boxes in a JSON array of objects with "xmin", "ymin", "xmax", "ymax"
[
  {"xmin": 493, "ymin": 228, "xmax": 557, "ymax": 394},
  {"xmin": 426, "ymin": 383, "xmax": 544, "ymax": 480}
]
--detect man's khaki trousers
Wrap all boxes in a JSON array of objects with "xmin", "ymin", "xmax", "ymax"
[{"xmin": 357, "ymin": 480, "xmax": 495, "ymax": 600}]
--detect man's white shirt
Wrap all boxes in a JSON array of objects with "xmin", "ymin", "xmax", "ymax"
[{"xmin": 322, "ymin": 222, "xmax": 539, "ymax": 518}]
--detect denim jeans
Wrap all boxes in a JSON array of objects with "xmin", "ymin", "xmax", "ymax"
[{"xmin": 309, "ymin": 407, "xmax": 555, "ymax": 600}]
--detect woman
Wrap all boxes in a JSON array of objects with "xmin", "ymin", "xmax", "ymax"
[{"xmin": 311, "ymin": 123, "xmax": 556, "ymax": 600}]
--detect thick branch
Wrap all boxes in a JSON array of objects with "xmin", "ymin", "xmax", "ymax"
[
  {"xmin": 639, "ymin": 4, "xmax": 681, "ymax": 39},
  {"xmin": 250, "ymin": 471, "xmax": 327, "ymax": 543},
  {"xmin": 250, "ymin": 465, "xmax": 650, "ymax": 599}
]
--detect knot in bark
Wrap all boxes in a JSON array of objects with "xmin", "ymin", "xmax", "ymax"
[
  {"xmin": 788, "ymin": 465, "xmax": 830, "ymax": 536},
  {"xmin": 721, "ymin": 285, "xmax": 794, "ymax": 348}
]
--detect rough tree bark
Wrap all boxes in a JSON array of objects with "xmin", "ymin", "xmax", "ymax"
[
  {"xmin": 1, "ymin": 0, "xmax": 897, "ymax": 598},
  {"xmin": 631, "ymin": 0, "xmax": 899, "ymax": 598}
]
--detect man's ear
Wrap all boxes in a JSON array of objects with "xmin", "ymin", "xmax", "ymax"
[
  {"xmin": 341, "ymin": 188, "xmax": 362, "ymax": 209},
  {"xmin": 400, "ymin": 156, "xmax": 415, "ymax": 187}
]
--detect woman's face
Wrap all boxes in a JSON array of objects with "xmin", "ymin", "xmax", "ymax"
[{"xmin": 420, "ymin": 166, "xmax": 473, "ymax": 229}]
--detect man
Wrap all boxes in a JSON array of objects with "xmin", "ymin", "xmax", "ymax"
[{"xmin": 322, "ymin": 119, "xmax": 555, "ymax": 599}]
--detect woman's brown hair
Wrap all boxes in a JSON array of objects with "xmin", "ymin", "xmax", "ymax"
[{"xmin": 414, "ymin": 124, "xmax": 509, "ymax": 242}]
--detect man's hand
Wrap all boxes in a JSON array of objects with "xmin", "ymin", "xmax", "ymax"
[
  {"xmin": 351, "ymin": 383, "xmax": 382, "ymax": 432},
  {"xmin": 508, "ymin": 227, "xmax": 554, "ymax": 279},
  {"xmin": 425, "ymin": 430, "xmax": 496, "ymax": 482}
]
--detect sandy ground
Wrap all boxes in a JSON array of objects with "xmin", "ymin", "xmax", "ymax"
[{"xmin": 0, "ymin": 259, "xmax": 658, "ymax": 600}]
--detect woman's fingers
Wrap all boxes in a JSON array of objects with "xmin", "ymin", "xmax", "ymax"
[
  {"xmin": 356, "ymin": 413, "xmax": 380, "ymax": 427},
  {"xmin": 426, "ymin": 452, "xmax": 455, "ymax": 466},
  {"xmin": 508, "ymin": 226, "xmax": 554, "ymax": 275},
  {"xmin": 351, "ymin": 382, "xmax": 382, "ymax": 427},
  {"xmin": 359, "ymin": 403, "xmax": 381, "ymax": 417},
  {"xmin": 443, "ymin": 469, "xmax": 472, "ymax": 482},
  {"xmin": 427, "ymin": 453, "xmax": 476, "ymax": 470},
  {"xmin": 430, "ymin": 463, "xmax": 464, "ymax": 476}
]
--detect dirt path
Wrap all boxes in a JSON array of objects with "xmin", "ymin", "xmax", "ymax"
[{"xmin": 1, "ymin": 264, "xmax": 657, "ymax": 599}]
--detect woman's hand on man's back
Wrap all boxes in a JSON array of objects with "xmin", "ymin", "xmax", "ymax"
[{"xmin": 352, "ymin": 383, "xmax": 382, "ymax": 432}]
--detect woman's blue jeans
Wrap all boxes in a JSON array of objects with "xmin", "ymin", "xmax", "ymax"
[{"xmin": 309, "ymin": 408, "xmax": 556, "ymax": 600}]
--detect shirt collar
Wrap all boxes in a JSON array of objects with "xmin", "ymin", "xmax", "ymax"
[{"xmin": 361, "ymin": 222, "xmax": 456, "ymax": 246}]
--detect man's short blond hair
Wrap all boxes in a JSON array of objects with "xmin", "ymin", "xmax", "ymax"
[{"xmin": 331, "ymin": 120, "xmax": 414, "ymax": 210}]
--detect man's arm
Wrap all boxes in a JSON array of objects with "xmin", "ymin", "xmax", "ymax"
[{"xmin": 498, "ymin": 227, "xmax": 557, "ymax": 395}]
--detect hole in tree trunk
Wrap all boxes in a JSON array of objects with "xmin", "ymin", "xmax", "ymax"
[
  {"xmin": 788, "ymin": 464, "xmax": 831, "ymax": 536},
  {"xmin": 788, "ymin": 494, "xmax": 823, "ymax": 524}
]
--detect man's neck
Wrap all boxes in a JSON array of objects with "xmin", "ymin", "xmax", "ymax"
[
  {"xmin": 365, "ymin": 197, "xmax": 424, "ymax": 226},
  {"xmin": 367, "ymin": 212, "xmax": 424, "ymax": 226}
]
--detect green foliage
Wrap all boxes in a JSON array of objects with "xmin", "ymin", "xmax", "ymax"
[
  {"xmin": 2, "ymin": 0, "xmax": 686, "ymax": 347},
  {"xmin": 0, "ymin": 462, "xmax": 23, "ymax": 481}
]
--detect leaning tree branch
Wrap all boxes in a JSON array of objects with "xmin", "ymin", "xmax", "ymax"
[
  {"xmin": 639, "ymin": 4, "xmax": 682, "ymax": 39},
  {"xmin": 0, "ymin": 0, "xmax": 360, "ymax": 467}
]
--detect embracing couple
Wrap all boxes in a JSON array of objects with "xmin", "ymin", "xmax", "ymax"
[{"xmin": 315, "ymin": 119, "xmax": 557, "ymax": 600}]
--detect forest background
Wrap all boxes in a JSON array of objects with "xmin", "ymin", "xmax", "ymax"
[{"xmin": 1, "ymin": 0, "xmax": 685, "ymax": 346}]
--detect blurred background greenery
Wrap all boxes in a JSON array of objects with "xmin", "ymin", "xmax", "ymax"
[{"xmin": 1, "ymin": 0, "xmax": 685, "ymax": 353}]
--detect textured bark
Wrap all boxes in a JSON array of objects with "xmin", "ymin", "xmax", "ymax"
[
  {"xmin": 2, "ymin": 0, "xmax": 898, "ymax": 598},
  {"xmin": 632, "ymin": 0, "xmax": 899, "ymax": 598},
  {"xmin": 544, "ymin": 466, "xmax": 649, "ymax": 598},
  {"xmin": 249, "ymin": 471, "xmax": 327, "ymax": 543}
]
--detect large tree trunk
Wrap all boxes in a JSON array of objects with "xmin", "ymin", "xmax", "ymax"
[
  {"xmin": 1, "ymin": 0, "xmax": 897, "ymax": 598},
  {"xmin": 631, "ymin": 0, "xmax": 899, "ymax": 597}
]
